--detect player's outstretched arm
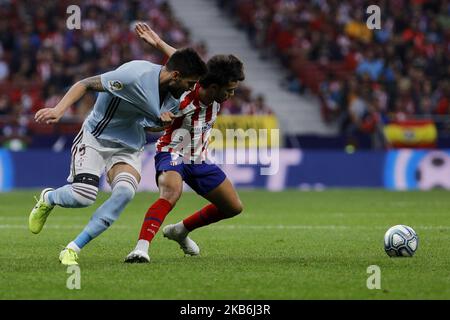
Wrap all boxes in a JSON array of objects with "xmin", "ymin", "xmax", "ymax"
[
  {"xmin": 135, "ymin": 22, "xmax": 177, "ymax": 57},
  {"xmin": 35, "ymin": 76, "xmax": 105, "ymax": 124}
]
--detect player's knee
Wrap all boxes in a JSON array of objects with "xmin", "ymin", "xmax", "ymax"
[
  {"xmin": 228, "ymin": 200, "xmax": 243, "ymax": 217},
  {"xmin": 159, "ymin": 182, "xmax": 182, "ymax": 205},
  {"xmin": 220, "ymin": 200, "xmax": 243, "ymax": 218}
]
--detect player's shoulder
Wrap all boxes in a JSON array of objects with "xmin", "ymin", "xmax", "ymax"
[
  {"xmin": 179, "ymin": 83, "xmax": 201, "ymax": 111},
  {"xmin": 108, "ymin": 60, "xmax": 162, "ymax": 92},
  {"xmin": 117, "ymin": 60, "xmax": 162, "ymax": 74},
  {"xmin": 179, "ymin": 91, "xmax": 196, "ymax": 111}
]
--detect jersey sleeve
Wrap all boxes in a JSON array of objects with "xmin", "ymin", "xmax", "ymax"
[
  {"xmin": 161, "ymin": 95, "xmax": 180, "ymax": 115},
  {"xmin": 100, "ymin": 62, "xmax": 146, "ymax": 105}
]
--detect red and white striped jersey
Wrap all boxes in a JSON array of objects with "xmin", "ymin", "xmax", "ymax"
[{"xmin": 156, "ymin": 83, "xmax": 220, "ymax": 162}]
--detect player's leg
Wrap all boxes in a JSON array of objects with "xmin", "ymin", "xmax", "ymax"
[
  {"xmin": 60, "ymin": 158, "xmax": 140, "ymax": 265},
  {"xmin": 125, "ymin": 153, "xmax": 184, "ymax": 263},
  {"xmin": 184, "ymin": 178, "xmax": 243, "ymax": 230},
  {"xmin": 125, "ymin": 170, "xmax": 183, "ymax": 263},
  {"xmin": 163, "ymin": 166, "xmax": 243, "ymax": 255},
  {"xmin": 29, "ymin": 131, "xmax": 101, "ymax": 234},
  {"xmin": 48, "ymin": 132, "xmax": 102, "ymax": 208}
]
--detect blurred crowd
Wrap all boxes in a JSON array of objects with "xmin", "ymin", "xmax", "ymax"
[
  {"xmin": 218, "ymin": 0, "xmax": 449, "ymax": 148},
  {"xmin": 0, "ymin": 0, "xmax": 272, "ymax": 149}
]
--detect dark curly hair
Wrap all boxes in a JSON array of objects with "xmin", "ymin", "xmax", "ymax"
[
  {"xmin": 199, "ymin": 54, "xmax": 245, "ymax": 87},
  {"xmin": 165, "ymin": 48, "xmax": 208, "ymax": 78}
]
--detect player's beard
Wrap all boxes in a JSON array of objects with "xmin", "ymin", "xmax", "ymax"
[{"xmin": 168, "ymin": 85, "xmax": 185, "ymax": 99}]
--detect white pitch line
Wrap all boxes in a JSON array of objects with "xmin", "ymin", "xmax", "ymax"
[
  {"xmin": 0, "ymin": 224, "xmax": 130, "ymax": 229},
  {"xmin": 1, "ymin": 224, "xmax": 449, "ymax": 230},
  {"xmin": 214, "ymin": 225, "xmax": 450, "ymax": 230},
  {"xmin": 0, "ymin": 216, "xmax": 87, "ymax": 220}
]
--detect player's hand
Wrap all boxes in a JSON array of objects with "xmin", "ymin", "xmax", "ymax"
[
  {"xmin": 160, "ymin": 111, "xmax": 176, "ymax": 127},
  {"xmin": 135, "ymin": 22, "xmax": 161, "ymax": 48},
  {"xmin": 34, "ymin": 107, "xmax": 63, "ymax": 124}
]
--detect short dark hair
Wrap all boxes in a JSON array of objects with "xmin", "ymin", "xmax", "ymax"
[
  {"xmin": 165, "ymin": 48, "xmax": 207, "ymax": 78},
  {"xmin": 199, "ymin": 54, "xmax": 245, "ymax": 87}
]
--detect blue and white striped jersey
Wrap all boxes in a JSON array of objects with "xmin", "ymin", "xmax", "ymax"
[{"xmin": 83, "ymin": 60, "xmax": 179, "ymax": 151}]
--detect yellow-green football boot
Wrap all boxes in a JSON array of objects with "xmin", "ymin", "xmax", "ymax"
[
  {"xmin": 59, "ymin": 248, "xmax": 79, "ymax": 266},
  {"xmin": 29, "ymin": 188, "xmax": 55, "ymax": 234}
]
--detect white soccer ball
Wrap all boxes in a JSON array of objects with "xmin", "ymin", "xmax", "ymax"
[{"xmin": 384, "ymin": 225, "xmax": 419, "ymax": 257}]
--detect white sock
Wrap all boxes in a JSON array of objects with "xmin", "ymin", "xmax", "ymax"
[
  {"xmin": 66, "ymin": 241, "xmax": 81, "ymax": 254},
  {"xmin": 135, "ymin": 239, "xmax": 149, "ymax": 253},
  {"xmin": 174, "ymin": 221, "xmax": 189, "ymax": 238}
]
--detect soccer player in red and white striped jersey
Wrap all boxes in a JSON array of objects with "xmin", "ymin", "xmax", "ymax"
[
  {"xmin": 125, "ymin": 23, "xmax": 245, "ymax": 263},
  {"xmin": 155, "ymin": 81, "xmax": 220, "ymax": 162}
]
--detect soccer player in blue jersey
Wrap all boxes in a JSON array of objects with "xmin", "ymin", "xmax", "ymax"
[{"xmin": 29, "ymin": 48, "xmax": 207, "ymax": 265}]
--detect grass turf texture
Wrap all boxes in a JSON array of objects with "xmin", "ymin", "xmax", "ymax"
[{"xmin": 0, "ymin": 189, "xmax": 449, "ymax": 299}]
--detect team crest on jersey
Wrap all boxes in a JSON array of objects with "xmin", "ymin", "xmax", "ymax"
[{"xmin": 108, "ymin": 80, "xmax": 123, "ymax": 91}]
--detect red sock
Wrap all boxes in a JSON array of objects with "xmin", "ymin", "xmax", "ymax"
[
  {"xmin": 183, "ymin": 204, "xmax": 227, "ymax": 231},
  {"xmin": 138, "ymin": 198, "xmax": 173, "ymax": 242}
]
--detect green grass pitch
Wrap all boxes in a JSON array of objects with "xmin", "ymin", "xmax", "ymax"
[{"xmin": 0, "ymin": 189, "xmax": 449, "ymax": 299}]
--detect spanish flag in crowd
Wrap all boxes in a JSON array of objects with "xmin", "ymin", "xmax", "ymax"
[{"xmin": 383, "ymin": 119, "xmax": 437, "ymax": 148}]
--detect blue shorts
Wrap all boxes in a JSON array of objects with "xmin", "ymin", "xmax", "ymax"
[{"xmin": 154, "ymin": 152, "xmax": 227, "ymax": 196}]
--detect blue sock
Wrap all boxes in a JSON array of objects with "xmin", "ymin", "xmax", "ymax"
[
  {"xmin": 47, "ymin": 184, "xmax": 98, "ymax": 208},
  {"xmin": 72, "ymin": 184, "xmax": 135, "ymax": 249},
  {"xmin": 48, "ymin": 185, "xmax": 77, "ymax": 207},
  {"xmin": 73, "ymin": 231, "xmax": 93, "ymax": 249}
]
